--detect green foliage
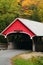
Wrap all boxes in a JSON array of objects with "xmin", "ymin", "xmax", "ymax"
[
  {"xmin": 18, "ymin": 0, "xmax": 43, "ymax": 22},
  {"xmin": 13, "ymin": 58, "xmax": 33, "ymax": 65},
  {"xmin": 12, "ymin": 56, "xmax": 43, "ymax": 65},
  {"xmin": 29, "ymin": 56, "xmax": 43, "ymax": 65},
  {"xmin": 0, "ymin": 35, "xmax": 7, "ymax": 43},
  {"xmin": 0, "ymin": 0, "xmax": 19, "ymax": 32},
  {"xmin": 0, "ymin": 0, "xmax": 43, "ymax": 33},
  {"xmin": 29, "ymin": 4, "xmax": 41, "ymax": 22}
]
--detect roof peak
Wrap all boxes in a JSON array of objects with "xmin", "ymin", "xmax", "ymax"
[
  {"xmin": 1, "ymin": 18, "xmax": 43, "ymax": 36},
  {"xmin": 17, "ymin": 18, "xmax": 43, "ymax": 24}
]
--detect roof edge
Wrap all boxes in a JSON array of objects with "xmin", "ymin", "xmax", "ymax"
[
  {"xmin": 1, "ymin": 18, "xmax": 19, "ymax": 35},
  {"xmin": 1, "ymin": 18, "xmax": 43, "ymax": 36}
]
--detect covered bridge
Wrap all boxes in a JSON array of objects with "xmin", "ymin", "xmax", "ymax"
[{"xmin": 1, "ymin": 18, "xmax": 43, "ymax": 51}]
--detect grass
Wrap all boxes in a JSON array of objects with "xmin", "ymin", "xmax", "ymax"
[{"xmin": 11, "ymin": 56, "xmax": 43, "ymax": 65}]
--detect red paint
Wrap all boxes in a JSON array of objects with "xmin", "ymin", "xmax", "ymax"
[{"xmin": 2, "ymin": 19, "xmax": 35, "ymax": 37}]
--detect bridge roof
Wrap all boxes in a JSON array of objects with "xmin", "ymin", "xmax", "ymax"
[{"xmin": 1, "ymin": 18, "xmax": 43, "ymax": 37}]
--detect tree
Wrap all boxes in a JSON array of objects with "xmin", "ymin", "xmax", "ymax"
[
  {"xmin": 29, "ymin": 4, "xmax": 41, "ymax": 22},
  {"xmin": 0, "ymin": 0, "xmax": 19, "ymax": 32},
  {"xmin": 18, "ymin": 0, "xmax": 43, "ymax": 22},
  {"xmin": 0, "ymin": 0, "xmax": 43, "ymax": 33}
]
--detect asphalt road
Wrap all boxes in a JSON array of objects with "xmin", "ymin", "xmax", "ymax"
[{"xmin": 0, "ymin": 50, "xmax": 28, "ymax": 65}]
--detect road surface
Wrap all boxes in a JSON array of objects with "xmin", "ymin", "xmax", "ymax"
[{"xmin": 0, "ymin": 50, "xmax": 28, "ymax": 65}]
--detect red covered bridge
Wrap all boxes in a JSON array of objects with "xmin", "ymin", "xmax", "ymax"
[{"xmin": 1, "ymin": 18, "xmax": 43, "ymax": 51}]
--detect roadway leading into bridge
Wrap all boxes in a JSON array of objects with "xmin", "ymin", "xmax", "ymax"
[{"xmin": 0, "ymin": 50, "xmax": 28, "ymax": 65}]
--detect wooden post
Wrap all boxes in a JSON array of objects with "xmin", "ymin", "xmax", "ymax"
[
  {"xmin": 6, "ymin": 36, "xmax": 14, "ymax": 50},
  {"xmin": 32, "ymin": 38, "xmax": 35, "ymax": 52},
  {"xmin": 5, "ymin": 36, "xmax": 9, "ymax": 49}
]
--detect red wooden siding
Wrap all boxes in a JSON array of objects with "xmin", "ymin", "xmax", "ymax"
[{"xmin": 2, "ymin": 20, "xmax": 35, "ymax": 37}]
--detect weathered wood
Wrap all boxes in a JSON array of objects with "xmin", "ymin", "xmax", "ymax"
[{"xmin": 32, "ymin": 38, "xmax": 35, "ymax": 51}]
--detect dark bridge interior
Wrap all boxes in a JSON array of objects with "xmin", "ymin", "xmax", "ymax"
[
  {"xmin": 7, "ymin": 33, "xmax": 32, "ymax": 50},
  {"xmin": 33, "ymin": 36, "xmax": 43, "ymax": 52}
]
